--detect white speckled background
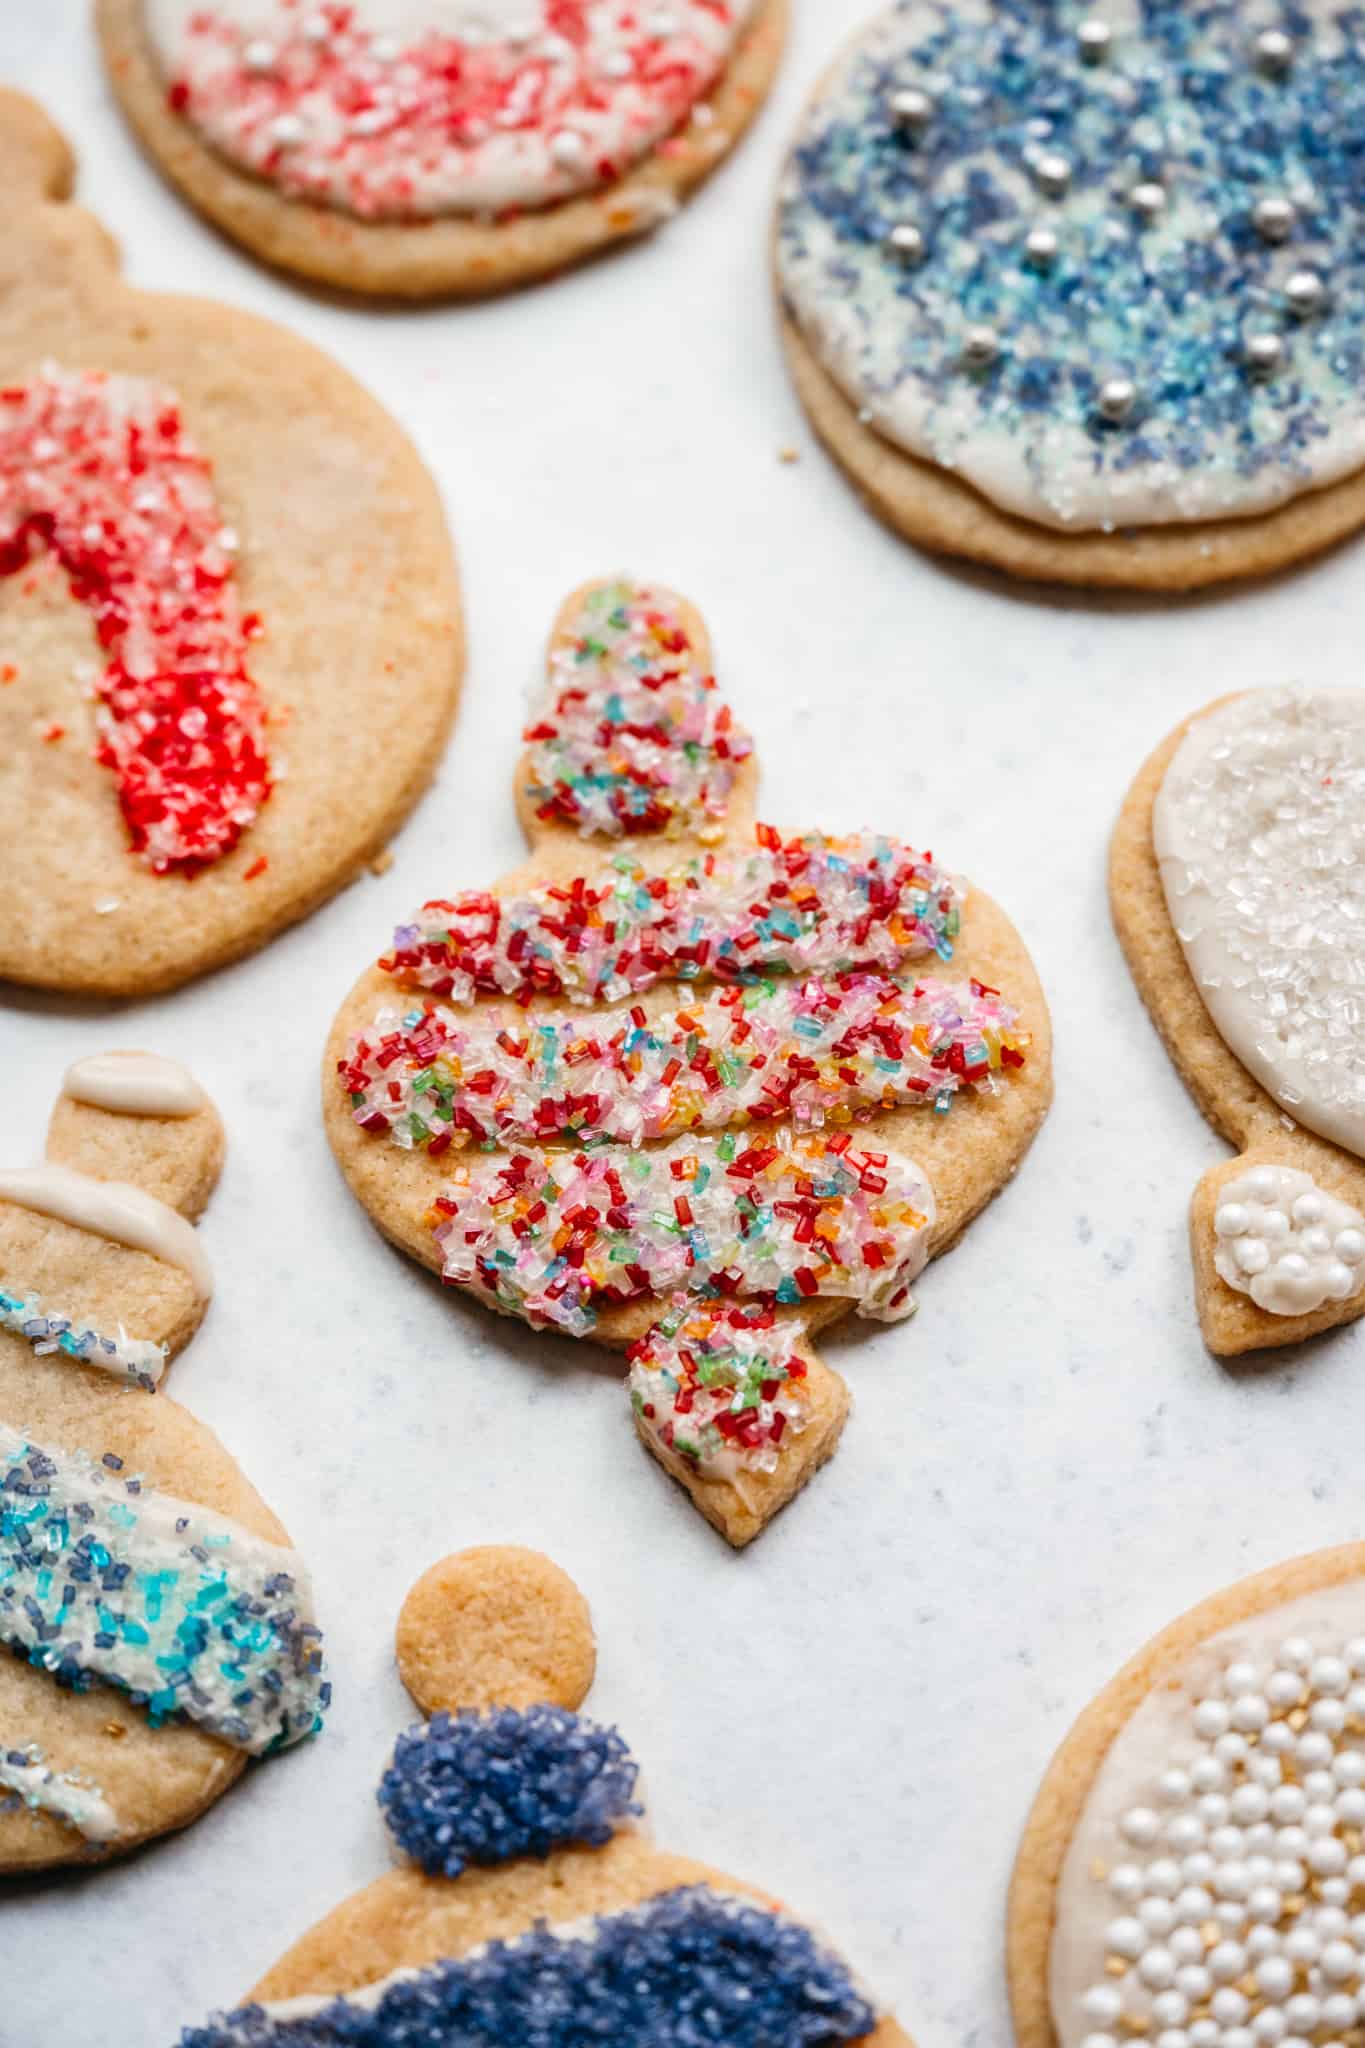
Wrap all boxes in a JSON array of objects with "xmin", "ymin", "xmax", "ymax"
[{"xmin": 3, "ymin": 7, "xmax": 1365, "ymax": 2046}]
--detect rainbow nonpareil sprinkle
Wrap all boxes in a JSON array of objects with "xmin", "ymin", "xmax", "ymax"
[
  {"xmin": 342, "ymin": 973, "xmax": 1026, "ymax": 1154},
  {"xmin": 0, "ymin": 1285, "xmax": 166, "ymax": 1391},
  {"xmin": 0, "ymin": 367, "xmax": 269, "ymax": 872},
  {"xmin": 0, "ymin": 1428, "xmax": 327, "ymax": 1753},
  {"xmin": 522, "ymin": 580, "xmax": 752, "ymax": 840},
  {"xmin": 382, "ymin": 829, "xmax": 963, "ymax": 1008},
  {"xmin": 628, "ymin": 1299, "xmax": 809, "ymax": 1481},
  {"xmin": 429, "ymin": 1128, "xmax": 934, "ymax": 1337}
]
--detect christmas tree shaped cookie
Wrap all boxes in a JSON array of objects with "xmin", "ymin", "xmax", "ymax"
[
  {"xmin": 1113, "ymin": 687, "xmax": 1365, "ymax": 1355},
  {"xmin": 181, "ymin": 1545, "xmax": 911, "ymax": 2046},
  {"xmin": 0, "ymin": 1050, "xmax": 327, "ymax": 1868},
  {"xmin": 326, "ymin": 577, "xmax": 1052, "ymax": 1544}
]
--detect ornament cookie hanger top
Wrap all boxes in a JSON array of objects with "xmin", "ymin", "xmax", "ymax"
[{"xmin": 325, "ymin": 576, "xmax": 1051, "ymax": 1547}]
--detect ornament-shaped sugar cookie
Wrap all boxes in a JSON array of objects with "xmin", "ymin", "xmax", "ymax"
[
  {"xmin": 1010, "ymin": 1543, "xmax": 1365, "ymax": 2048},
  {"xmin": 776, "ymin": 2, "xmax": 1365, "ymax": 591},
  {"xmin": 181, "ymin": 1546, "xmax": 911, "ymax": 2046},
  {"xmin": 325, "ymin": 576, "xmax": 1051, "ymax": 1545},
  {"xmin": 1112, "ymin": 687, "xmax": 1365, "ymax": 1356},
  {"xmin": 0, "ymin": 1051, "xmax": 327, "ymax": 1869},
  {"xmin": 97, "ymin": 0, "xmax": 786, "ymax": 299},
  {"xmin": 0, "ymin": 92, "xmax": 460, "ymax": 996}
]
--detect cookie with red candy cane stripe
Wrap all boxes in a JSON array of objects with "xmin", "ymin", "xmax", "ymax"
[
  {"xmin": 325, "ymin": 576, "xmax": 1051, "ymax": 1545},
  {"xmin": 96, "ymin": 0, "xmax": 787, "ymax": 299},
  {"xmin": 0, "ymin": 93, "xmax": 460, "ymax": 996}
]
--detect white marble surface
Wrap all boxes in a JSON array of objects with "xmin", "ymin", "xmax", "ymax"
[{"xmin": 4, "ymin": 7, "xmax": 1365, "ymax": 2045}]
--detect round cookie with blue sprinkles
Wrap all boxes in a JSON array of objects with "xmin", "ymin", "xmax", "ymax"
[
  {"xmin": 178, "ymin": 1549, "xmax": 914, "ymax": 2048},
  {"xmin": 776, "ymin": 1, "xmax": 1365, "ymax": 590}
]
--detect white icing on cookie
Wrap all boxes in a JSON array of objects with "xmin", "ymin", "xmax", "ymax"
[
  {"xmin": 1213, "ymin": 1163, "xmax": 1365, "ymax": 1317},
  {"xmin": 1051, "ymin": 1580, "xmax": 1365, "ymax": 2048},
  {"xmin": 144, "ymin": 0, "xmax": 753, "ymax": 218},
  {"xmin": 62, "ymin": 1051, "xmax": 206, "ymax": 1119},
  {"xmin": 0, "ymin": 1747, "xmax": 119, "ymax": 1845},
  {"xmin": 1153, "ymin": 689, "xmax": 1365, "ymax": 1161},
  {"xmin": 0, "ymin": 1285, "xmax": 167, "ymax": 1389},
  {"xmin": 0, "ymin": 1165, "xmax": 213, "ymax": 1301}
]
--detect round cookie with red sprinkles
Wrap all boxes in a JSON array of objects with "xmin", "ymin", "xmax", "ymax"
[
  {"xmin": 0, "ymin": 92, "xmax": 461, "ymax": 996},
  {"xmin": 96, "ymin": 0, "xmax": 788, "ymax": 299}
]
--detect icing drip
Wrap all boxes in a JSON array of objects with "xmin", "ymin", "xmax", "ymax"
[
  {"xmin": 430, "ymin": 1127, "xmax": 934, "ymax": 1336},
  {"xmin": 1153, "ymin": 688, "xmax": 1365, "ymax": 1162},
  {"xmin": 0, "ymin": 1284, "xmax": 166, "ymax": 1390},
  {"xmin": 62, "ymin": 1051, "xmax": 206, "ymax": 1119},
  {"xmin": 628, "ymin": 1298, "xmax": 809, "ymax": 1480},
  {"xmin": 178, "ymin": 1887, "xmax": 880, "ymax": 2047},
  {"xmin": 0, "ymin": 367, "xmax": 270, "ymax": 871},
  {"xmin": 378, "ymin": 1705, "xmax": 640, "ymax": 1877},
  {"xmin": 1051, "ymin": 1581, "xmax": 1365, "ymax": 2048},
  {"xmin": 382, "ymin": 828, "xmax": 965, "ymax": 1007},
  {"xmin": 0, "ymin": 1164, "xmax": 214, "ymax": 1302},
  {"xmin": 1212, "ymin": 1165, "xmax": 1365, "ymax": 1318},
  {"xmin": 341, "ymin": 973, "xmax": 1027, "ymax": 1153},
  {"xmin": 0, "ymin": 1744, "xmax": 119, "ymax": 1844},
  {"xmin": 777, "ymin": 0, "xmax": 1365, "ymax": 532},
  {"xmin": 0, "ymin": 1428, "xmax": 326, "ymax": 1754},
  {"xmin": 521, "ymin": 579, "xmax": 752, "ymax": 841},
  {"xmin": 147, "ymin": 0, "xmax": 751, "ymax": 220}
]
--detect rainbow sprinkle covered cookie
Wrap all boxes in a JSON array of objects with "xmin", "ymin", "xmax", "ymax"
[
  {"xmin": 324, "ymin": 575, "xmax": 1051, "ymax": 1546},
  {"xmin": 1112, "ymin": 686, "xmax": 1365, "ymax": 1357},
  {"xmin": 0, "ymin": 1050, "xmax": 327, "ymax": 1869},
  {"xmin": 97, "ymin": 0, "xmax": 787, "ymax": 298},
  {"xmin": 179, "ymin": 1545, "xmax": 911, "ymax": 2047},
  {"xmin": 1010, "ymin": 1543, "xmax": 1365, "ymax": 2048},
  {"xmin": 777, "ymin": 1, "xmax": 1365, "ymax": 590},
  {"xmin": 0, "ymin": 91, "xmax": 460, "ymax": 996}
]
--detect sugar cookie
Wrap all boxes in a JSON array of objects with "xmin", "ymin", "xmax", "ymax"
[
  {"xmin": 0, "ymin": 1051, "xmax": 328, "ymax": 1868},
  {"xmin": 1010, "ymin": 1542, "xmax": 1365, "ymax": 2048},
  {"xmin": 395, "ymin": 1545, "xmax": 595, "ymax": 1715},
  {"xmin": 1112, "ymin": 686, "xmax": 1365, "ymax": 1355},
  {"xmin": 180, "ymin": 1550, "xmax": 912, "ymax": 2046},
  {"xmin": 325, "ymin": 575, "xmax": 1051, "ymax": 1545},
  {"xmin": 776, "ymin": 2, "xmax": 1365, "ymax": 591},
  {"xmin": 0, "ymin": 91, "xmax": 461, "ymax": 995},
  {"xmin": 97, "ymin": 0, "xmax": 787, "ymax": 299}
]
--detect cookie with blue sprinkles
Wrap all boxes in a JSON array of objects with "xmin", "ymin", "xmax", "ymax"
[
  {"xmin": 178, "ymin": 1554, "xmax": 913, "ymax": 2047},
  {"xmin": 777, "ymin": 1, "xmax": 1365, "ymax": 589},
  {"xmin": 0, "ymin": 1054, "xmax": 327, "ymax": 1869}
]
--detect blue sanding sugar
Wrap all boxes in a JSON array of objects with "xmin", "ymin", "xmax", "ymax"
[
  {"xmin": 376, "ymin": 1705, "xmax": 641, "ymax": 1877},
  {"xmin": 177, "ymin": 1886, "xmax": 880, "ymax": 2047}
]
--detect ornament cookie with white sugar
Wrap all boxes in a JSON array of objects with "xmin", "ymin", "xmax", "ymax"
[
  {"xmin": 325, "ymin": 575, "xmax": 1051, "ymax": 1546},
  {"xmin": 97, "ymin": 0, "xmax": 786, "ymax": 300},
  {"xmin": 776, "ymin": 2, "xmax": 1365, "ymax": 592},
  {"xmin": 1009, "ymin": 1544, "xmax": 1365, "ymax": 2048},
  {"xmin": 1112, "ymin": 687, "xmax": 1365, "ymax": 1357},
  {"xmin": 0, "ymin": 91, "xmax": 460, "ymax": 997},
  {"xmin": 180, "ymin": 1544, "xmax": 912, "ymax": 2048},
  {"xmin": 0, "ymin": 1049, "xmax": 328, "ymax": 1870}
]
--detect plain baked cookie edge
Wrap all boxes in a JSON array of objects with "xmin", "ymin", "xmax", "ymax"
[
  {"xmin": 96, "ymin": 0, "xmax": 789, "ymax": 299},
  {"xmin": 1109, "ymin": 698, "xmax": 1365, "ymax": 1354},
  {"xmin": 779, "ymin": 313, "xmax": 1365, "ymax": 594},
  {"xmin": 1006, "ymin": 1542, "xmax": 1365, "ymax": 2048}
]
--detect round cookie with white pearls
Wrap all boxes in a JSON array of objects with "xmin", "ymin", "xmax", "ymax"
[
  {"xmin": 1010, "ymin": 1545, "xmax": 1365, "ymax": 2048},
  {"xmin": 1111, "ymin": 686, "xmax": 1365, "ymax": 1355},
  {"xmin": 776, "ymin": 1, "xmax": 1365, "ymax": 590}
]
